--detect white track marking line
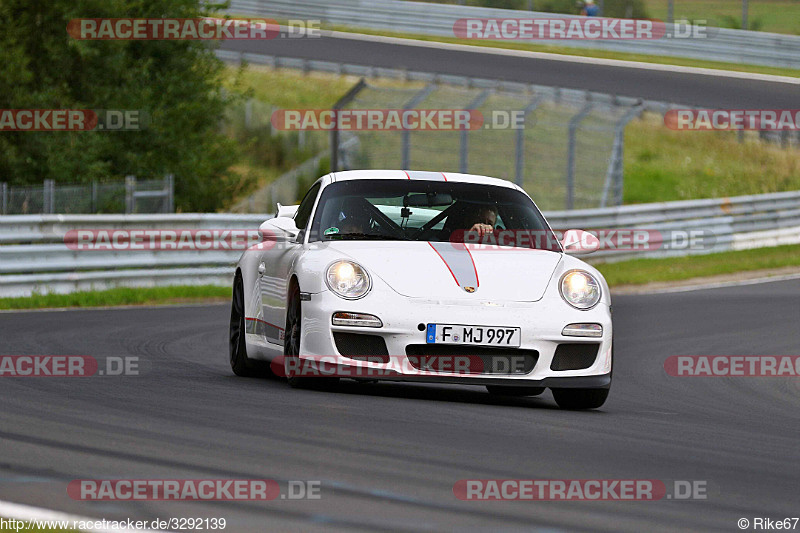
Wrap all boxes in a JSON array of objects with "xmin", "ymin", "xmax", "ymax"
[
  {"xmin": 328, "ymin": 30, "xmax": 800, "ymax": 84},
  {"xmin": 0, "ymin": 499, "xmax": 167, "ymax": 533}
]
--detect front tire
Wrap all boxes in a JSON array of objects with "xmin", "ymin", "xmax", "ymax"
[
  {"xmin": 551, "ymin": 388, "xmax": 609, "ymax": 410},
  {"xmin": 284, "ymin": 284, "xmax": 339, "ymax": 391},
  {"xmin": 230, "ymin": 271, "xmax": 257, "ymax": 377}
]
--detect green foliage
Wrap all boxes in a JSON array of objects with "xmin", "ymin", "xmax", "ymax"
[{"xmin": 0, "ymin": 0, "xmax": 243, "ymax": 211}]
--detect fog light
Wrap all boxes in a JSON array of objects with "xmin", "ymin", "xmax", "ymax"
[
  {"xmin": 562, "ymin": 323, "xmax": 603, "ymax": 337},
  {"xmin": 332, "ymin": 312, "xmax": 383, "ymax": 328}
]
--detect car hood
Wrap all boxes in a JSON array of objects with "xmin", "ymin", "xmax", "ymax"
[{"xmin": 324, "ymin": 241, "xmax": 562, "ymax": 302}]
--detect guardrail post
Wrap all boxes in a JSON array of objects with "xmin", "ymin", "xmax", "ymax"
[
  {"xmin": 165, "ymin": 174, "xmax": 174, "ymax": 213},
  {"xmin": 1, "ymin": 182, "xmax": 7, "ymax": 215},
  {"xmin": 565, "ymin": 96, "xmax": 594, "ymax": 210},
  {"xmin": 330, "ymin": 78, "xmax": 368, "ymax": 172},
  {"xmin": 401, "ymin": 83, "xmax": 436, "ymax": 169},
  {"xmin": 43, "ymin": 179, "xmax": 55, "ymax": 214},
  {"xmin": 125, "ymin": 175, "xmax": 136, "ymax": 214},
  {"xmin": 460, "ymin": 89, "xmax": 491, "ymax": 174},
  {"xmin": 514, "ymin": 94, "xmax": 544, "ymax": 187}
]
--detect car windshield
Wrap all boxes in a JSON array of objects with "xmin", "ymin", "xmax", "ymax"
[{"xmin": 308, "ymin": 179, "xmax": 561, "ymax": 251}]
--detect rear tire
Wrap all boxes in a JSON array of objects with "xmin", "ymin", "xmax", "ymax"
[
  {"xmin": 230, "ymin": 271, "xmax": 257, "ymax": 377},
  {"xmin": 486, "ymin": 385, "xmax": 544, "ymax": 397},
  {"xmin": 552, "ymin": 388, "xmax": 609, "ymax": 410},
  {"xmin": 284, "ymin": 284, "xmax": 339, "ymax": 391}
]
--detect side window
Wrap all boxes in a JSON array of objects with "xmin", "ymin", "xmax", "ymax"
[{"xmin": 293, "ymin": 183, "xmax": 321, "ymax": 230}]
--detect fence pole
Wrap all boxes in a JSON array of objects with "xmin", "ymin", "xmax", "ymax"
[
  {"xmin": 1, "ymin": 182, "xmax": 6, "ymax": 215},
  {"xmin": 330, "ymin": 78, "xmax": 368, "ymax": 172},
  {"xmin": 43, "ymin": 179, "xmax": 55, "ymax": 214},
  {"xmin": 514, "ymin": 94, "xmax": 545, "ymax": 187},
  {"xmin": 400, "ymin": 83, "xmax": 436, "ymax": 169},
  {"xmin": 165, "ymin": 174, "xmax": 174, "ymax": 213},
  {"xmin": 601, "ymin": 103, "xmax": 643, "ymax": 207},
  {"xmin": 460, "ymin": 89, "xmax": 491, "ymax": 174},
  {"xmin": 91, "ymin": 180, "xmax": 98, "ymax": 213},
  {"xmin": 565, "ymin": 96, "xmax": 594, "ymax": 210},
  {"xmin": 125, "ymin": 175, "xmax": 136, "ymax": 214}
]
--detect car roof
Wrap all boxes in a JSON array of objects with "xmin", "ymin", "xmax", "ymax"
[{"xmin": 329, "ymin": 170, "xmax": 523, "ymax": 191}]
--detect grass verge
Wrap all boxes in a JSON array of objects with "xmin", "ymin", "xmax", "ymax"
[
  {"xmin": 0, "ymin": 285, "xmax": 230, "ymax": 311},
  {"xmin": 2, "ymin": 245, "xmax": 799, "ymax": 309},
  {"xmin": 223, "ymin": 67, "xmax": 800, "ymax": 207},
  {"xmin": 595, "ymin": 244, "xmax": 800, "ymax": 286}
]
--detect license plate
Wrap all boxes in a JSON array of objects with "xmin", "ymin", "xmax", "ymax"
[{"xmin": 426, "ymin": 324, "xmax": 521, "ymax": 347}]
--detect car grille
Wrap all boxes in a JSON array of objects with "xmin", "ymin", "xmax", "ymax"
[
  {"xmin": 404, "ymin": 345, "xmax": 538, "ymax": 375},
  {"xmin": 550, "ymin": 343, "xmax": 600, "ymax": 371},
  {"xmin": 333, "ymin": 333, "xmax": 389, "ymax": 363}
]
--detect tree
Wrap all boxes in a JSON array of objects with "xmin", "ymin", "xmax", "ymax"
[{"xmin": 0, "ymin": 0, "xmax": 242, "ymax": 211}]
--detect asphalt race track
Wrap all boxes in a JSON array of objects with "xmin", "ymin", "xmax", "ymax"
[
  {"xmin": 220, "ymin": 33, "xmax": 799, "ymax": 109},
  {"xmin": 0, "ymin": 278, "xmax": 798, "ymax": 531}
]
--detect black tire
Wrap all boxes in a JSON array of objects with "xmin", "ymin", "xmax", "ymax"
[
  {"xmin": 284, "ymin": 284, "xmax": 339, "ymax": 391},
  {"xmin": 551, "ymin": 388, "xmax": 609, "ymax": 410},
  {"xmin": 486, "ymin": 385, "xmax": 544, "ymax": 397},
  {"xmin": 230, "ymin": 271, "xmax": 257, "ymax": 377}
]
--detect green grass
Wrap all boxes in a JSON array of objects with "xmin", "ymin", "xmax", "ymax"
[
  {"xmin": 643, "ymin": 0, "xmax": 800, "ymax": 35},
  {"xmin": 624, "ymin": 113, "xmax": 800, "ymax": 203},
  {"xmin": 223, "ymin": 67, "xmax": 356, "ymax": 110},
  {"xmin": 596, "ymin": 243, "xmax": 800, "ymax": 285},
  {"xmin": 0, "ymin": 285, "xmax": 230, "ymax": 310}
]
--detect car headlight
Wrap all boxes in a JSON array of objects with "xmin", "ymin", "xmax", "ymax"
[
  {"xmin": 560, "ymin": 270, "xmax": 601, "ymax": 310},
  {"xmin": 325, "ymin": 260, "xmax": 371, "ymax": 299}
]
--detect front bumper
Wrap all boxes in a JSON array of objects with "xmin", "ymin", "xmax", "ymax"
[{"xmin": 297, "ymin": 287, "xmax": 613, "ymax": 387}]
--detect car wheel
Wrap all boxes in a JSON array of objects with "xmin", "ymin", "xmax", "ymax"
[
  {"xmin": 230, "ymin": 271, "xmax": 257, "ymax": 377},
  {"xmin": 284, "ymin": 284, "xmax": 339, "ymax": 391},
  {"xmin": 551, "ymin": 388, "xmax": 609, "ymax": 410},
  {"xmin": 485, "ymin": 385, "xmax": 544, "ymax": 397}
]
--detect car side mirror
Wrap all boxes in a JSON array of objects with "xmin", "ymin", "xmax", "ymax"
[
  {"xmin": 260, "ymin": 217, "xmax": 299, "ymax": 241},
  {"xmin": 560, "ymin": 229, "xmax": 599, "ymax": 255}
]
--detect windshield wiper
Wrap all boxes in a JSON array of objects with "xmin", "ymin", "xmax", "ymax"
[{"xmin": 326, "ymin": 232, "xmax": 408, "ymax": 241}]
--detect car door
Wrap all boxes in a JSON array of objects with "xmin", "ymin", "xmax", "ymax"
[{"xmin": 259, "ymin": 182, "xmax": 320, "ymax": 346}]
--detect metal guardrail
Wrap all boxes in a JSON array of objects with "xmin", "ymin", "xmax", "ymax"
[
  {"xmin": 1, "ymin": 191, "xmax": 799, "ymax": 297},
  {"xmin": 226, "ymin": 0, "xmax": 800, "ymax": 69}
]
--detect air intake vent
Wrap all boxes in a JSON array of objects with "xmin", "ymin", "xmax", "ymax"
[
  {"xmin": 333, "ymin": 333, "xmax": 389, "ymax": 363},
  {"xmin": 550, "ymin": 343, "xmax": 600, "ymax": 371}
]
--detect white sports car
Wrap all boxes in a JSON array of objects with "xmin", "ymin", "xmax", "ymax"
[{"xmin": 229, "ymin": 170, "xmax": 612, "ymax": 409}]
